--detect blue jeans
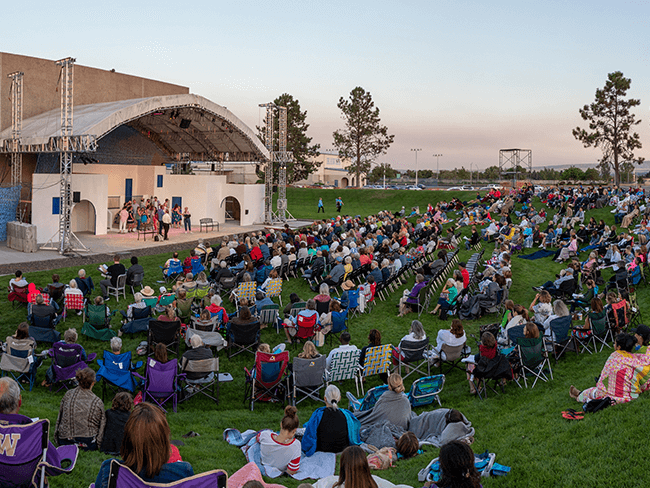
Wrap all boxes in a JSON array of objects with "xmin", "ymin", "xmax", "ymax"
[{"xmin": 184, "ymin": 218, "xmax": 191, "ymax": 231}]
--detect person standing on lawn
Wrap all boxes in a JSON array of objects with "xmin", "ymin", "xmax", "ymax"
[
  {"xmin": 317, "ymin": 197, "xmax": 324, "ymax": 213},
  {"xmin": 336, "ymin": 196, "xmax": 343, "ymax": 213}
]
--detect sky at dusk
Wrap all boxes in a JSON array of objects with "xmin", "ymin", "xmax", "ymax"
[{"xmin": 4, "ymin": 0, "xmax": 650, "ymax": 172}]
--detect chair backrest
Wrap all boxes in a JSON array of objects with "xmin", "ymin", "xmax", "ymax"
[
  {"xmin": 296, "ymin": 312, "xmax": 318, "ymax": 339},
  {"xmin": 549, "ymin": 315, "xmax": 572, "ymax": 341},
  {"xmin": 237, "ymin": 281, "xmax": 256, "ymax": 303},
  {"xmin": 330, "ymin": 310, "xmax": 348, "ymax": 334},
  {"xmin": 149, "ymin": 320, "xmax": 181, "ymax": 346},
  {"xmin": 589, "ymin": 312, "xmax": 608, "ymax": 335},
  {"xmin": 191, "ymin": 257, "xmax": 205, "ymax": 275},
  {"xmin": 86, "ymin": 304, "xmax": 109, "ymax": 328},
  {"xmin": 315, "ymin": 299, "xmax": 330, "ymax": 316},
  {"xmin": 362, "ymin": 345, "xmax": 392, "ymax": 376},
  {"xmin": 190, "ymin": 316, "xmax": 220, "ymax": 333},
  {"xmin": 106, "ymin": 460, "xmax": 227, "ymax": 488},
  {"xmin": 181, "ymin": 357, "xmax": 219, "ymax": 375},
  {"xmin": 131, "ymin": 306, "xmax": 152, "ymax": 321},
  {"xmin": 64, "ymin": 293, "xmax": 85, "ymax": 311},
  {"xmin": 168, "ymin": 261, "xmax": 184, "ymax": 276},
  {"xmin": 176, "ymin": 298, "xmax": 193, "ymax": 320},
  {"xmin": 610, "ymin": 300, "xmax": 629, "ymax": 329},
  {"xmin": 258, "ymin": 305, "xmax": 279, "ymax": 326},
  {"xmin": 517, "ymin": 337, "xmax": 546, "ymax": 369},
  {"xmin": 408, "ymin": 375, "xmax": 445, "ymax": 408},
  {"xmin": 328, "ymin": 349, "xmax": 361, "ymax": 382},
  {"xmin": 255, "ymin": 351, "xmax": 289, "ymax": 386},
  {"xmin": 347, "ymin": 289, "xmax": 360, "ymax": 309},
  {"xmin": 358, "ymin": 384, "xmax": 389, "ymax": 411},
  {"xmin": 400, "ymin": 338, "xmax": 430, "ymax": 363},
  {"xmin": 0, "ymin": 419, "xmax": 49, "ymax": 488},
  {"xmin": 265, "ymin": 279, "xmax": 283, "ymax": 298},
  {"xmin": 145, "ymin": 358, "xmax": 178, "ymax": 396},
  {"xmin": 115, "ymin": 274, "xmax": 127, "ymax": 289},
  {"xmin": 440, "ymin": 342, "xmax": 465, "ymax": 362},
  {"xmin": 293, "ymin": 355, "xmax": 327, "ymax": 388},
  {"xmin": 158, "ymin": 293, "xmax": 176, "ymax": 307},
  {"xmin": 102, "ymin": 350, "xmax": 133, "ymax": 374},
  {"xmin": 1, "ymin": 336, "xmax": 34, "ymax": 373},
  {"xmin": 229, "ymin": 320, "xmax": 261, "ymax": 344},
  {"xmin": 289, "ymin": 302, "xmax": 307, "ymax": 317},
  {"xmin": 131, "ymin": 272, "xmax": 144, "ymax": 288},
  {"xmin": 52, "ymin": 341, "xmax": 84, "ymax": 368}
]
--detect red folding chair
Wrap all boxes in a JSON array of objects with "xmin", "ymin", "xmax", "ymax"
[{"xmin": 244, "ymin": 351, "xmax": 289, "ymax": 411}]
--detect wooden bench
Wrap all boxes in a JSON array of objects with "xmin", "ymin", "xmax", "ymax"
[
  {"xmin": 200, "ymin": 218, "xmax": 219, "ymax": 233},
  {"xmin": 137, "ymin": 224, "xmax": 157, "ymax": 241}
]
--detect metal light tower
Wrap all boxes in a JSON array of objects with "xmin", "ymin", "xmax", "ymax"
[
  {"xmin": 433, "ymin": 154, "xmax": 443, "ymax": 181},
  {"xmin": 260, "ymin": 103, "xmax": 275, "ymax": 224},
  {"xmin": 8, "ymin": 71, "xmax": 24, "ymax": 189},
  {"xmin": 411, "ymin": 148, "xmax": 421, "ymax": 186}
]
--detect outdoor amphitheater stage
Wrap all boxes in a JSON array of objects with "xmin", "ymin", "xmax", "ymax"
[
  {"xmin": 265, "ymin": 219, "xmax": 314, "ymax": 231},
  {"xmin": 0, "ymin": 222, "xmax": 267, "ymax": 276}
]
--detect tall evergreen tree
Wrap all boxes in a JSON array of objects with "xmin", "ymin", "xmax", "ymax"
[
  {"xmin": 573, "ymin": 71, "xmax": 643, "ymax": 186},
  {"xmin": 333, "ymin": 87, "xmax": 394, "ymax": 187}
]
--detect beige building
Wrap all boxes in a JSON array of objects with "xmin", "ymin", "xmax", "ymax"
[{"xmin": 295, "ymin": 152, "xmax": 366, "ymax": 187}]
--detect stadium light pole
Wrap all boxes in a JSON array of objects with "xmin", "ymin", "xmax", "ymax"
[
  {"xmin": 433, "ymin": 154, "xmax": 443, "ymax": 181},
  {"xmin": 469, "ymin": 162, "xmax": 474, "ymax": 186},
  {"xmin": 411, "ymin": 148, "xmax": 421, "ymax": 187}
]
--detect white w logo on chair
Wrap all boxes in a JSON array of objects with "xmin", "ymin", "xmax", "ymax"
[{"xmin": 0, "ymin": 433, "xmax": 21, "ymax": 456}]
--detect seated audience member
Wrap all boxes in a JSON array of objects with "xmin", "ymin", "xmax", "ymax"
[
  {"xmin": 95, "ymin": 402, "xmax": 194, "ymax": 488},
  {"xmin": 297, "ymin": 340, "xmax": 320, "ymax": 360},
  {"xmin": 258, "ymin": 406, "xmax": 301, "ymax": 475},
  {"xmin": 182, "ymin": 335, "xmax": 214, "ymax": 382},
  {"xmin": 319, "ymin": 299, "xmax": 343, "ymax": 333},
  {"xmin": 253, "ymin": 290, "xmax": 275, "ymax": 315},
  {"xmin": 466, "ymin": 331, "xmax": 511, "ymax": 394},
  {"xmin": 163, "ymin": 252, "xmax": 181, "ymax": 276},
  {"xmin": 432, "ymin": 319, "xmax": 469, "ymax": 356},
  {"xmin": 100, "ymin": 255, "xmax": 126, "ymax": 301},
  {"xmin": 75, "ymin": 269, "xmax": 95, "ymax": 297},
  {"xmin": 8, "ymin": 269, "xmax": 28, "ymax": 291},
  {"xmin": 153, "ymin": 343, "xmax": 168, "ymax": 363},
  {"xmin": 126, "ymin": 256, "xmax": 144, "ymax": 287},
  {"xmin": 535, "ymin": 267, "xmax": 574, "ymax": 294},
  {"xmin": 195, "ymin": 271, "xmax": 209, "ymax": 287},
  {"xmin": 29, "ymin": 293, "xmax": 61, "ymax": 326},
  {"xmin": 100, "ymin": 392, "xmax": 133, "ymax": 455},
  {"xmin": 212, "ymin": 260, "xmax": 234, "ymax": 282},
  {"xmin": 542, "ymin": 299, "xmax": 570, "ymax": 338},
  {"xmin": 43, "ymin": 328, "xmax": 88, "ymax": 386},
  {"xmin": 157, "ymin": 305, "xmax": 177, "ymax": 322},
  {"xmin": 121, "ymin": 292, "xmax": 148, "ymax": 321},
  {"xmin": 570, "ymin": 333, "xmax": 650, "ymax": 405},
  {"xmin": 354, "ymin": 374, "xmax": 411, "ymax": 429},
  {"xmin": 432, "ymin": 441, "xmax": 482, "ymax": 488},
  {"xmin": 48, "ymin": 274, "xmax": 66, "ymax": 302},
  {"xmin": 326, "ymin": 332, "xmax": 359, "ymax": 369},
  {"xmin": 55, "ymin": 368, "xmax": 105, "ymax": 450},
  {"xmin": 9, "ymin": 322, "xmax": 41, "ymax": 374},
  {"xmin": 529, "ymin": 290, "xmax": 553, "ymax": 324},
  {"xmin": 571, "ymin": 298, "xmax": 605, "ymax": 339},
  {"xmin": 228, "ymin": 306, "xmax": 260, "ymax": 334},
  {"xmin": 394, "ymin": 320, "xmax": 427, "ymax": 360},
  {"xmin": 283, "ymin": 299, "xmax": 318, "ymax": 342},
  {"xmin": 337, "ymin": 280, "xmax": 357, "ymax": 309},
  {"xmin": 207, "ymin": 295, "xmax": 229, "ymax": 323},
  {"xmin": 110, "ymin": 336, "xmax": 122, "ymax": 355},
  {"xmin": 259, "ymin": 269, "xmax": 280, "ymax": 294},
  {"xmin": 302, "ymin": 385, "xmax": 361, "ymax": 456},
  {"xmin": 359, "ymin": 329, "xmax": 382, "ymax": 366},
  {"xmin": 429, "ymin": 278, "xmax": 459, "ymax": 317},
  {"xmin": 283, "ymin": 292, "xmax": 303, "ymax": 318},
  {"xmin": 313, "ymin": 283, "xmax": 331, "ymax": 303},
  {"xmin": 398, "ymin": 274, "xmax": 427, "ymax": 317}
]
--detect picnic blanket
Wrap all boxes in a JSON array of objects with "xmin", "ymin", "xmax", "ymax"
[
  {"xmin": 516, "ymin": 250, "xmax": 555, "ymax": 260},
  {"xmin": 224, "ymin": 428, "xmax": 336, "ymax": 480}
]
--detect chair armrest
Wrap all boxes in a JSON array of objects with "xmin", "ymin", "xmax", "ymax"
[
  {"xmin": 133, "ymin": 360, "xmax": 144, "ymax": 370},
  {"xmin": 133, "ymin": 372, "xmax": 146, "ymax": 381},
  {"xmin": 87, "ymin": 353, "xmax": 98, "ymax": 362}
]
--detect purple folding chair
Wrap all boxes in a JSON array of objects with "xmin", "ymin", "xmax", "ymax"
[
  {"xmin": 143, "ymin": 358, "xmax": 184, "ymax": 413},
  {"xmin": 48, "ymin": 342, "xmax": 97, "ymax": 392},
  {"xmin": 0, "ymin": 418, "xmax": 78, "ymax": 488},
  {"xmin": 101, "ymin": 460, "xmax": 227, "ymax": 488}
]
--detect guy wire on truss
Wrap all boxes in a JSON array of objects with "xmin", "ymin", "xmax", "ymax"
[{"xmin": 259, "ymin": 103, "xmax": 294, "ymax": 224}]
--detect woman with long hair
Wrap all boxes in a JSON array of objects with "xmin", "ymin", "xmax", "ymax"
[
  {"xmin": 258, "ymin": 406, "xmax": 301, "ymax": 475},
  {"xmin": 435, "ymin": 441, "xmax": 482, "ymax": 488},
  {"xmin": 95, "ymin": 403, "xmax": 193, "ymax": 487}
]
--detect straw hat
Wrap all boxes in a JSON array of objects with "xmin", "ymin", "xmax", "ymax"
[
  {"xmin": 142, "ymin": 286, "xmax": 155, "ymax": 296},
  {"xmin": 341, "ymin": 280, "xmax": 355, "ymax": 291}
]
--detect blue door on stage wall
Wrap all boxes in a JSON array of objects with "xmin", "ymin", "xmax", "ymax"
[
  {"xmin": 125, "ymin": 179, "xmax": 133, "ymax": 204},
  {"xmin": 172, "ymin": 196, "xmax": 182, "ymax": 209}
]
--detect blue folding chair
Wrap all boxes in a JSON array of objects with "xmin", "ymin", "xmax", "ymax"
[{"xmin": 96, "ymin": 350, "xmax": 144, "ymax": 401}]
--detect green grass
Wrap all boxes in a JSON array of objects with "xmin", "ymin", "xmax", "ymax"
[{"xmin": 3, "ymin": 188, "xmax": 650, "ymax": 488}]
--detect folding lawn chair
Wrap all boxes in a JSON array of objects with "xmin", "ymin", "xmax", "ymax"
[
  {"xmin": 186, "ymin": 316, "xmax": 226, "ymax": 350},
  {"xmin": 325, "ymin": 349, "xmax": 361, "ymax": 395},
  {"xmin": 147, "ymin": 320, "xmax": 181, "ymax": 358},
  {"xmin": 8, "ymin": 284, "xmax": 29, "ymax": 307},
  {"xmin": 258, "ymin": 304, "xmax": 280, "ymax": 332},
  {"xmin": 47, "ymin": 342, "xmax": 97, "ymax": 392},
  {"xmin": 143, "ymin": 358, "xmax": 183, "ymax": 413},
  {"xmin": 28, "ymin": 311, "xmax": 61, "ymax": 344},
  {"xmin": 227, "ymin": 320, "xmax": 261, "ymax": 358},
  {"xmin": 63, "ymin": 293, "xmax": 85, "ymax": 321},
  {"xmin": 549, "ymin": 315, "xmax": 576, "ymax": 361},
  {"xmin": 233, "ymin": 281, "xmax": 256, "ymax": 309},
  {"xmin": 394, "ymin": 338, "xmax": 431, "ymax": 381},
  {"xmin": 515, "ymin": 336, "xmax": 553, "ymax": 388},
  {"xmin": 244, "ymin": 351, "xmax": 290, "ymax": 411},
  {"xmin": 180, "ymin": 357, "xmax": 221, "ymax": 404},
  {"xmin": 0, "ymin": 419, "xmax": 79, "ymax": 488},
  {"xmin": 160, "ymin": 261, "xmax": 184, "ymax": 283},
  {"xmin": 346, "ymin": 289, "xmax": 360, "ymax": 318},
  {"xmin": 96, "ymin": 350, "xmax": 144, "ymax": 401},
  {"xmin": 287, "ymin": 301, "xmax": 307, "ymax": 319},
  {"xmin": 120, "ymin": 306, "xmax": 152, "ymax": 335},
  {"xmin": 327, "ymin": 310, "xmax": 348, "ymax": 344},
  {"xmin": 81, "ymin": 303, "xmax": 117, "ymax": 341},
  {"xmin": 346, "ymin": 384, "xmax": 389, "ymax": 412},
  {"xmin": 265, "ymin": 278, "xmax": 283, "ymax": 308},
  {"xmin": 0, "ymin": 336, "xmax": 39, "ymax": 391},
  {"xmin": 407, "ymin": 374, "xmax": 445, "ymax": 407},
  {"xmin": 288, "ymin": 355, "xmax": 327, "ymax": 406},
  {"xmin": 437, "ymin": 342, "xmax": 469, "ymax": 376},
  {"xmin": 293, "ymin": 312, "xmax": 318, "ymax": 345},
  {"xmin": 95, "ymin": 460, "xmax": 226, "ymax": 488},
  {"xmin": 359, "ymin": 345, "xmax": 392, "ymax": 395}
]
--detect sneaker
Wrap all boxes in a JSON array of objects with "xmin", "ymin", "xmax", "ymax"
[{"xmin": 104, "ymin": 296, "xmax": 110, "ymax": 302}]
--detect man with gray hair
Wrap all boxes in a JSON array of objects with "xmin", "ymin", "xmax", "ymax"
[
  {"xmin": 110, "ymin": 336, "xmax": 122, "ymax": 354},
  {"xmin": 0, "ymin": 377, "xmax": 23, "ymax": 423},
  {"xmin": 182, "ymin": 335, "xmax": 213, "ymax": 381}
]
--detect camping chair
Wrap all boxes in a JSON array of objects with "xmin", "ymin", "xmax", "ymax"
[
  {"xmin": 359, "ymin": 345, "xmax": 392, "ymax": 395},
  {"xmin": 186, "ymin": 316, "xmax": 226, "ymax": 350},
  {"xmin": 180, "ymin": 357, "xmax": 221, "ymax": 404},
  {"xmin": 106, "ymin": 273, "xmax": 127, "ymax": 302},
  {"xmin": 325, "ymin": 349, "xmax": 362, "ymax": 395},
  {"xmin": 327, "ymin": 310, "xmax": 348, "ymax": 344},
  {"xmin": 175, "ymin": 297, "xmax": 194, "ymax": 323},
  {"xmin": 129, "ymin": 272, "xmax": 144, "ymax": 296},
  {"xmin": 628, "ymin": 291, "xmax": 642, "ymax": 329},
  {"xmin": 346, "ymin": 384, "xmax": 389, "ymax": 412},
  {"xmin": 549, "ymin": 315, "xmax": 575, "ymax": 361},
  {"xmin": 147, "ymin": 320, "xmax": 182, "ymax": 358},
  {"xmin": 96, "ymin": 350, "xmax": 144, "ymax": 401},
  {"xmin": 120, "ymin": 306, "xmax": 152, "ymax": 335},
  {"xmin": 293, "ymin": 312, "xmax": 318, "ymax": 346},
  {"xmin": 47, "ymin": 342, "xmax": 97, "ymax": 392},
  {"xmin": 437, "ymin": 342, "xmax": 469, "ymax": 376},
  {"xmin": 228, "ymin": 320, "xmax": 261, "ymax": 358},
  {"xmin": 92, "ymin": 460, "xmax": 226, "ymax": 488},
  {"xmin": 586, "ymin": 313, "xmax": 612, "ymax": 353},
  {"xmin": 194, "ymin": 283, "xmax": 211, "ymax": 303},
  {"xmin": 160, "ymin": 261, "xmax": 183, "ymax": 283},
  {"xmin": 82, "ymin": 303, "xmax": 117, "ymax": 341},
  {"xmin": 156, "ymin": 293, "xmax": 176, "ymax": 311},
  {"xmin": 28, "ymin": 311, "xmax": 62, "ymax": 344},
  {"xmin": 515, "ymin": 336, "xmax": 553, "ymax": 388},
  {"xmin": 63, "ymin": 293, "xmax": 85, "ymax": 321},
  {"xmin": 345, "ymin": 289, "xmax": 361, "ymax": 318},
  {"xmin": 258, "ymin": 304, "xmax": 280, "ymax": 332},
  {"xmin": 471, "ymin": 352, "xmax": 513, "ymax": 400},
  {"xmin": 233, "ymin": 281, "xmax": 256, "ymax": 309},
  {"xmin": 289, "ymin": 355, "xmax": 327, "ymax": 406},
  {"xmin": 143, "ymin": 358, "xmax": 183, "ymax": 413},
  {"xmin": 8, "ymin": 284, "xmax": 29, "ymax": 307},
  {"xmin": 265, "ymin": 278, "xmax": 283, "ymax": 308},
  {"xmin": 0, "ymin": 419, "xmax": 79, "ymax": 488},
  {"xmin": 315, "ymin": 299, "xmax": 330, "ymax": 316},
  {"xmin": 394, "ymin": 338, "xmax": 431, "ymax": 381},
  {"xmin": 191, "ymin": 256, "xmax": 205, "ymax": 276},
  {"xmin": 0, "ymin": 336, "xmax": 39, "ymax": 391},
  {"xmin": 407, "ymin": 374, "xmax": 445, "ymax": 407},
  {"xmin": 142, "ymin": 296, "xmax": 159, "ymax": 309},
  {"xmin": 244, "ymin": 351, "xmax": 290, "ymax": 411}
]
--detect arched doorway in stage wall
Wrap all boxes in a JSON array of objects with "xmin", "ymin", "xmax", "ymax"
[
  {"xmin": 71, "ymin": 200, "xmax": 97, "ymax": 234},
  {"xmin": 221, "ymin": 196, "xmax": 241, "ymax": 222},
  {"xmin": 341, "ymin": 177, "xmax": 349, "ymax": 188}
]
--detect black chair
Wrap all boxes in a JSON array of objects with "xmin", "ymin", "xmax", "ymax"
[
  {"xmin": 227, "ymin": 320, "xmax": 261, "ymax": 358},
  {"xmin": 147, "ymin": 320, "xmax": 181, "ymax": 359}
]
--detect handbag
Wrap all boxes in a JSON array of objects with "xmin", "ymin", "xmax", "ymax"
[{"xmin": 313, "ymin": 330, "xmax": 325, "ymax": 348}]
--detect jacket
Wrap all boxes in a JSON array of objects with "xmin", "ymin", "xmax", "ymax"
[{"xmin": 301, "ymin": 407, "xmax": 361, "ymax": 457}]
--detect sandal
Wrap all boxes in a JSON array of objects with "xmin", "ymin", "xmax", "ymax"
[{"xmin": 561, "ymin": 409, "xmax": 584, "ymax": 420}]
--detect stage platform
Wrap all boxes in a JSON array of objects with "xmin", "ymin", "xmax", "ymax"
[
  {"xmin": 0, "ymin": 221, "xmax": 267, "ymax": 276},
  {"xmin": 264, "ymin": 219, "xmax": 314, "ymax": 231}
]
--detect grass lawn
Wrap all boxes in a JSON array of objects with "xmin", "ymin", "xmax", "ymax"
[{"xmin": 2, "ymin": 187, "xmax": 650, "ymax": 488}]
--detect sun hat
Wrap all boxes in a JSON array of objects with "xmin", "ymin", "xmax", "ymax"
[{"xmin": 142, "ymin": 286, "xmax": 155, "ymax": 296}]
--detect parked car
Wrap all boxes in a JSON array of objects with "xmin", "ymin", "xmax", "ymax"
[
  {"xmin": 407, "ymin": 185, "xmax": 422, "ymax": 191},
  {"xmin": 448, "ymin": 185, "xmax": 474, "ymax": 191}
]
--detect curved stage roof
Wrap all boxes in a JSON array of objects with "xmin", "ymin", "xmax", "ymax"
[{"xmin": 0, "ymin": 94, "xmax": 270, "ymax": 162}]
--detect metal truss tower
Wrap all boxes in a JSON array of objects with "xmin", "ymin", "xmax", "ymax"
[
  {"xmin": 260, "ymin": 103, "xmax": 275, "ymax": 224},
  {"xmin": 499, "ymin": 148, "xmax": 532, "ymax": 186},
  {"xmin": 8, "ymin": 71, "xmax": 24, "ymax": 189},
  {"xmin": 275, "ymin": 106, "xmax": 294, "ymax": 222},
  {"xmin": 41, "ymin": 57, "xmax": 91, "ymax": 254}
]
